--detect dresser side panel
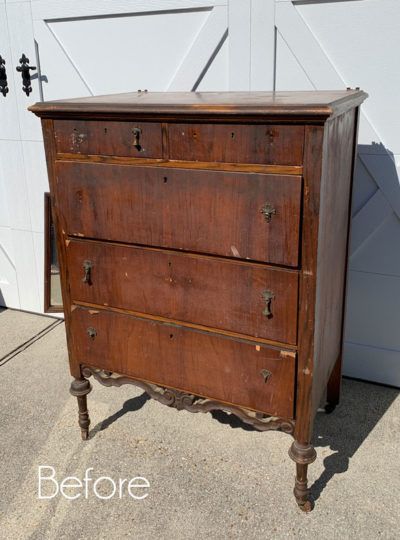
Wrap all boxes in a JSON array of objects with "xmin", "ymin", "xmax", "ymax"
[
  {"xmin": 312, "ymin": 109, "xmax": 358, "ymax": 415},
  {"xmin": 295, "ymin": 125, "xmax": 325, "ymax": 442},
  {"xmin": 41, "ymin": 119, "xmax": 80, "ymax": 378}
]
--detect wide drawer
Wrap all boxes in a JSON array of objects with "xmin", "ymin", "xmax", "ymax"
[
  {"xmin": 71, "ymin": 307, "xmax": 296, "ymax": 418},
  {"xmin": 56, "ymin": 162, "xmax": 302, "ymax": 267},
  {"xmin": 67, "ymin": 240, "xmax": 298, "ymax": 344},
  {"xmin": 168, "ymin": 123, "xmax": 304, "ymax": 165},
  {"xmin": 54, "ymin": 120, "xmax": 162, "ymax": 158}
]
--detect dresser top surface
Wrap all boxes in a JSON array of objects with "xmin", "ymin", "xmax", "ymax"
[{"xmin": 30, "ymin": 90, "xmax": 367, "ymax": 120}]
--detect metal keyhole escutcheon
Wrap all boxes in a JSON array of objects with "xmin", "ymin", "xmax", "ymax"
[
  {"xmin": 87, "ymin": 327, "xmax": 97, "ymax": 339},
  {"xmin": 132, "ymin": 127, "xmax": 142, "ymax": 150},
  {"xmin": 261, "ymin": 202, "xmax": 276, "ymax": 223},
  {"xmin": 260, "ymin": 369, "xmax": 272, "ymax": 383}
]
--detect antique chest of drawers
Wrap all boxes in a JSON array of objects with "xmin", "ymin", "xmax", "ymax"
[{"xmin": 30, "ymin": 90, "xmax": 367, "ymax": 511}]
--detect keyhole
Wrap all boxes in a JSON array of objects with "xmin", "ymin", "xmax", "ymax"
[
  {"xmin": 164, "ymin": 176, "xmax": 168, "ymax": 183},
  {"xmin": 168, "ymin": 261, "xmax": 172, "ymax": 267},
  {"xmin": 169, "ymin": 334, "xmax": 174, "ymax": 339},
  {"xmin": 104, "ymin": 127, "xmax": 108, "ymax": 134},
  {"xmin": 231, "ymin": 132, "xmax": 235, "ymax": 139}
]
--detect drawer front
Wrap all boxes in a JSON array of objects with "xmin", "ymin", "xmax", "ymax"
[
  {"xmin": 54, "ymin": 120, "xmax": 162, "ymax": 158},
  {"xmin": 168, "ymin": 123, "xmax": 304, "ymax": 165},
  {"xmin": 67, "ymin": 240, "xmax": 298, "ymax": 344},
  {"xmin": 71, "ymin": 307, "xmax": 296, "ymax": 418},
  {"xmin": 56, "ymin": 162, "xmax": 302, "ymax": 267}
]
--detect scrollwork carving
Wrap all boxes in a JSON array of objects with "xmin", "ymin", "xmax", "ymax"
[{"xmin": 81, "ymin": 365, "xmax": 294, "ymax": 435}]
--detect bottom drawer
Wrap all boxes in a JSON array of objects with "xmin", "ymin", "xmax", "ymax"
[{"xmin": 71, "ymin": 307, "xmax": 296, "ymax": 418}]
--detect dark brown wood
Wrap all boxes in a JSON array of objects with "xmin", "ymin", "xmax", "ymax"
[
  {"xmin": 71, "ymin": 306, "xmax": 296, "ymax": 418},
  {"xmin": 33, "ymin": 89, "xmax": 367, "ymax": 511},
  {"xmin": 70, "ymin": 377, "xmax": 92, "ymax": 440},
  {"xmin": 326, "ymin": 107, "xmax": 361, "ymax": 413},
  {"xmin": 56, "ymin": 153, "xmax": 303, "ymax": 176},
  {"xmin": 82, "ymin": 366, "xmax": 295, "ymax": 433},
  {"xmin": 41, "ymin": 119, "xmax": 82, "ymax": 380},
  {"xmin": 75, "ymin": 301, "xmax": 297, "ymax": 350},
  {"xmin": 288, "ymin": 440, "xmax": 317, "ymax": 512},
  {"xmin": 67, "ymin": 239, "xmax": 299, "ymax": 344},
  {"xmin": 168, "ymin": 123, "xmax": 304, "ymax": 165},
  {"xmin": 311, "ymin": 109, "xmax": 357, "ymax": 416},
  {"xmin": 55, "ymin": 163, "xmax": 302, "ymax": 267},
  {"xmin": 54, "ymin": 119, "xmax": 162, "ymax": 157},
  {"xmin": 294, "ymin": 124, "xmax": 325, "ymax": 443},
  {"xmin": 29, "ymin": 89, "xmax": 367, "ymax": 121},
  {"xmin": 326, "ymin": 354, "xmax": 342, "ymax": 413}
]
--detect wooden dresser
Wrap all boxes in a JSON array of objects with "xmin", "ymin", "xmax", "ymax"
[{"xmin": 30, "ymin": 90, "xmax": 367, "ymax": 511}]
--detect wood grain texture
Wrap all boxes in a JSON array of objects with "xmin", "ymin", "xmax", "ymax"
[
  {"xmin": 70, "ymin": 306, "xmax": 296, "ymax": 418},
  {"xmin": 294, "ymin": 124, "xmax": 324, "ymax": 442},
  {"xmin": 55, "ymin": 163, "xmax": 302, "ymax": 267},
  {"xmin": 56, "ymin": 153, "xmax": 303, "ymax": 176},
  {"xmin": 74, "ymin": 301, "xmax": 298, "ymax": 350},
  {"xmin": 34, "ymin": 90, "xmax": 366, "ymax": 511},
  {"xmin": 168, "ymin": 123, "xmax": 304, "ymax": 165},
  {"xmin": 67, "ymin": 239, "xmax": 299, "ymax": 344},
  {"xmin": 29, "ymin": 90, "xmax": 367, "ymax": 120},
  {"xmin": 40, "ymin": 119, "xmax": 80, "ymax": 378},
  {"xmin": 311, "ymin": 109, "xmax": 357, "ymax": 415},
  {"xmin": 54, "ymin": 120, "xmax": 162, "ymax": 158}
]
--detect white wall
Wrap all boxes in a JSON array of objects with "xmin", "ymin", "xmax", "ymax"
[{"xmin": 0, "ymin": 0, "xmax": 399, "ymax": 385}]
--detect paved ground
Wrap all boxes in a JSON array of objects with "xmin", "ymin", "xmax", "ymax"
[{"xmin": 0, "ymin": 308, "xmax": 399, "ymax": 540}]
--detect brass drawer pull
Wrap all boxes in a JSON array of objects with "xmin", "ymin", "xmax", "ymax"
[
  {"xmin": 87, "ymin": 327, "xmax": 97, "ymax": 339},
  {"xmin": 262, "ymin": 289, "xmax": 274, "ymax": 317},
  {"xmin": 260, "ymin": 368, "xmax": 272, "ymax": 383},
  {"xmin": 132, "ymin": 127, "xmax": 142, "ymax": 150},
  {"xmin": 82, "ymin": 260, "xmax": 93, "ymax": 284},
  {"xmin": 261, "ymin": 202, "xmax": 276, "ymax": 222}
]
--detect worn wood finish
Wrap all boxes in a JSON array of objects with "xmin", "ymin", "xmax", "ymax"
[
  {"xmin": 67, "ymin": 239, "xmax": 299, "ymax": 344},
  {"xmin": 56, "ymin": 163, "xmax": 302, "ymax": 267},
  {"xmin": 56, "ymin": 153, "xmax": 303, "ymax": 176},
  {"xmin": 75, "ymin": 301, "xmax": 297, "ymax": 351},
  {"xmin": 294, "ymin": 124, "xmax": 325, "ymax": 444},
  {"xmin": 29, "ymin": 90, "xmax": 367, "ymax": 120},
  {"xmin": 84, "ymin": 366, "xmax": 295, "ymax": 434},
  {"xmin": 31, "ymin": 90, "xmax": 367, "ymax": 511},
  {"xmin": 54, "ymin": 119, "xmax": 162, "ymax": 158},
  {"xmin": 71, "ymin": 306, "xmax": 296, "ymax": 419},
  {"xmin": 168, "ymin": 123, "xmax": 304, "ymax": 165},
  {"xmin": 312, "ymin": 109, "xmax": 358, "ymax": 415},
  {"xmin": 41, "ymin": 119, "xmax": 81, "ymax": 380}
]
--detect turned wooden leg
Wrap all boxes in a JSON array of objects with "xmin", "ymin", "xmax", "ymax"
[
  {"xmin": 288, "ymin": 441, "xmax": 317, "ymax": 512},
  {"xmin": 326, "ymin": 354, "xmax": 342, "ymax": 413},
  {"xmin": 70, "ymin": 377, "xmax": 92, "ymax": 440}
]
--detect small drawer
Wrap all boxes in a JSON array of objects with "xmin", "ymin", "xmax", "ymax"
[
  {"xmin": 67, "ymin": 240, "xmax": 299, "ymax": 344},
  {"xmin": 56, "ymin": 162, "xmax": 302, "ymax": 267},
  {"xmin": 168, "ymin": 123, "xmax": 304, "ymax": 165},
  {"xmin": 54, "ymin": 120, "xmax": 162, "ymax": 158},
  {"xmin": 71, "ymin": 306, "xmax": 296, "ymax": 418}
]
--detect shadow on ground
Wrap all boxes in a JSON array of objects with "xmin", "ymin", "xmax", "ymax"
[{"xmin": 93, "ymin": 377, "xmax": 399, "ymax": 505}]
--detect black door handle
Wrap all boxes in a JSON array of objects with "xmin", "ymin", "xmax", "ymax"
[
  {"xmin": 16, "ymin": 54, "xmax": 36, "ymax": 96},
  {"xmin": 0, "ymin": 56, "xmax": 9, "ymax": 97}
]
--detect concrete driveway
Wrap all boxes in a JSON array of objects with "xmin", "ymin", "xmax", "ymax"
[{"xmin": 0, "ymin": 308, "xmax": 399, "ymax": 539}]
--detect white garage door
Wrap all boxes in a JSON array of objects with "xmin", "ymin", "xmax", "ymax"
[{"xmin": 0, "ymin": 0, "xmax": 399, "ymax": 386}]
